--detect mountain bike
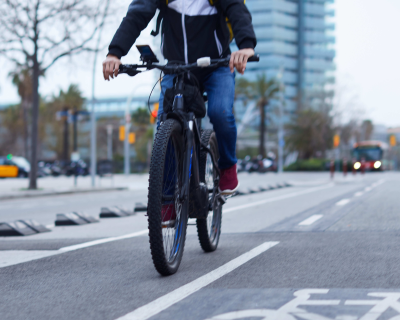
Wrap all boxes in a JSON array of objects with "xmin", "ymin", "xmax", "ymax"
[{"xmin": 119, "ymin": 50, "xmax": 259, "ymax": 275}]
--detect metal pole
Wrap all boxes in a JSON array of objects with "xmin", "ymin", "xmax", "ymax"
[
  {"xmin": 90, "ymin": 0, "xmax": 110, "ymax": 187},
  {"xmin": 107, "ymin": 125, "xmax": 113, "ymax": 160},
  {"xmin": 277, "ymin": 66, "xmax": 285, "ymax": 174}
]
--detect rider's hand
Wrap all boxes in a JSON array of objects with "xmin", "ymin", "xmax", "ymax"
[
  {"xmin": 229, "ymin": 48, "xmax": 255, "ymax": 75},
  {"xmin": 103, "ymin": 54, "xmax": 121, "ymax": 81}
]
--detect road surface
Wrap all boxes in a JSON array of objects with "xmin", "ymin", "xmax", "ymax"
[{"xmin": 1, "ymin": 172, "xmax": 399, "ymax": 320}]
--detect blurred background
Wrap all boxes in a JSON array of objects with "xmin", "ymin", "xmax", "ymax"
[{"xmin": 0, "ymin": 0, "xmax": 399, "ymax": 187}]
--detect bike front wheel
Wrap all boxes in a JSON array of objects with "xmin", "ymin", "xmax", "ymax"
[
  {"xmin": 196, "ymin": 130, "xmax": 222, "ymax": 252},
  {"xmin": 147, "ymin": 119, "xmax": 188, "ymax": 276}
]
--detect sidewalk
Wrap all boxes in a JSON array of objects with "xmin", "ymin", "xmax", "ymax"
[{"xmin": 0, "ymin": 174, "xmax": 149, "ymax": 200}]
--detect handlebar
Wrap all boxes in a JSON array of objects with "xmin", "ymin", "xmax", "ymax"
[{"xmin": 119, "ymin": 54, "xmax": 260, "ymax": 77}]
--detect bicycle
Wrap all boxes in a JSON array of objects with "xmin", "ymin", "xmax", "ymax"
[{"xmin": 119, "ymin": 51, "xmax": 259, "ymax": 276}]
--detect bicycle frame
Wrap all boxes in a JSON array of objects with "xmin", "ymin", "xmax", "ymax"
[{"xmin": 160, "ymin": 73, "xmax": 221, "ymax": 219}]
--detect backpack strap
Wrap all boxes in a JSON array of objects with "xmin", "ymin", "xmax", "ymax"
[{"xmin": 151, "ymin": 0, "xmax": 166, "ymax": 37}]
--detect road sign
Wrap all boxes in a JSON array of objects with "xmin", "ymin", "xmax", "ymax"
[
  {"xmin": 390, "ymin": 135, "xmax": 396, "ymax": 147},
  {"xmin": 129, "ymin": 132, "xmax": 136, "ymax": 144},
  {"xmin": 71, "ymin": 152, "xmax": 80, "ymax": 161},
  {"xmin": 333, "ymin": 134, "xmax": 340, "ymax": 148}
]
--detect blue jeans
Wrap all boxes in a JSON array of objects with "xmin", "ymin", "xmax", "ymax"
[{"xmin": 158, "ymin": 67, "xmax": 237, "ymax": 170}]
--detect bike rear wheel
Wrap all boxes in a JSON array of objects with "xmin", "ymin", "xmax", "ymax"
[
  {"xmin": 196, "ymin": 130, "xmax": 222, "ymax": 252},
  {"xmin": 147, "ymin": 119, "xmax": 188, "ymax": 276}
]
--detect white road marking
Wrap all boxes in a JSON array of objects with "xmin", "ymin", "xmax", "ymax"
[
  {"xmin": 336, "ymin": 199, "xmax": 351, "ymax": 206},
  {"xmin": 364, "ymin": 187, "xmax": 372, "ymax": 192},
  {"xmin": 0, "ymin": 229, "xmax": 148, "ymax": 268},
  {"xmin": 224, "ymin": 183, "xmax": 334, "ymax": 214},
  {"xmin": 298, "ymin": 215, "xmax": 323, "ymax": 226},
  {"xmin": 115, "ymin": 241, "xmax": 279, "ymax": 320},
  {"xmin": 46, "ymin": 224, "xmax": 55, "ymax": 229},
  {"xmin": 354, "ymin": 192, "xmax": 364, "ymax": 197},
  {"xmin": 59, "ymin": 230, "xmax": 148, "ymax": 252}
]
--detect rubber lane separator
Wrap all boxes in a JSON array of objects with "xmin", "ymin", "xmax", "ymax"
[
  {"xmin": 298, "ymin": 214, "xmax": 323, "ymax": 226},
  {"xmin": 224, "ymin": 183, "xmax": 334, "ymax": 214},
  {"xmin": 336, "ymin": 199, "xmax": 351, "ymax": 206},
  {"xmin": 115, "ymin": 241, "xmax": 279, "ymax": 320}
]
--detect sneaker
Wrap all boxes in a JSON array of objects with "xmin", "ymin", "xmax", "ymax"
[
  {"xmin": 161, "ymin": 203, "xmax": 176, "ymax": 228},
  {"xmin": 219, "ymin": 164, "xmax": 240, "ymax": 195}
]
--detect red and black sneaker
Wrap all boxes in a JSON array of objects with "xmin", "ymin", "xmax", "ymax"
[
  {"xmin": 219, "ymin": 164, "xmax": 240, "ymax": 195},
  {"xmin": 161, "ymin": 203, "xmax": 176, "ymax": 228}
]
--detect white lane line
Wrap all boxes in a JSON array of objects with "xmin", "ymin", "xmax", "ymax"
[
  {"xmin": 224, "ymin": 183, "xmax": 334, "ymax": 214},
  {"xmin": 59, "ymin": 230, "xmax": 148, "ymax": 252},
  {"xmin": 115, "ymin": 241, "xmax": 279, "ymax": 320},
  {"xmin": 354, "ymin": 192, "xmax": 364, "ymax": 197},
  {"xmin": 298, "ymin": 214, "xmax": 323, "ymax": 226},
  {"xmin": 364, "ymin": 187, "xmax": 372, "ymax": 192},
  {"xmin": 336, "ymin": 199, "xmax": 351, "ymax": 206},
  {"xmin": 0, "ymin": 229, "xmax": 148, "ymax": 268}
]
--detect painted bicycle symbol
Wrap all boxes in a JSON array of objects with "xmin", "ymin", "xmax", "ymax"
[{"xmin": 205, "ymin": 289, "xmax": 400, "ymax": 320}]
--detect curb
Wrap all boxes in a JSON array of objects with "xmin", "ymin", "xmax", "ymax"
[
  {"xmin": 0, "ymin": 187, "xmax": 129, "ymax": 201},
  {"xmin": 234, "ymin": 182, "xmax": 292, "ymax": 197}
]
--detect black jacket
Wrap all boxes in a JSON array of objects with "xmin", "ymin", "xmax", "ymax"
[{"xmin": 108, "ymin": 0, "xmax": 257, "ymax": 63}]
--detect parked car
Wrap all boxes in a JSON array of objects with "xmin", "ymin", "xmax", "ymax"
[{"xmin": 0, "ymin": 156, "xmax": 29, "ymax": 178}]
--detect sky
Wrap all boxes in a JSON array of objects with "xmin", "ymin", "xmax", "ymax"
[{"xmin": 1, "ymin": 0, "xmax": 400, "ymax": 127}]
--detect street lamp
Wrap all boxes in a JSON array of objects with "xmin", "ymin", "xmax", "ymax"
[{"xmin": 276, "ymin": 66, "xmax": 285, "ymax": 174}]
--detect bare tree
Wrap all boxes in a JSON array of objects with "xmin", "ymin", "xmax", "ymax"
[{"xmin": 0, "ymin": 0, "xmax": 110, "ymax": 189}]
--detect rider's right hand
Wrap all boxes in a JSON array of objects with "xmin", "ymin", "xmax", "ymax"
[{"xmin": 103, "ymin": 54, "xmax": 121, "ymax": 81}]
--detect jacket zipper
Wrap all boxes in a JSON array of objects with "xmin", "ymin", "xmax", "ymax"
[
  {"xmin": 214, "ymin": 30, "xmax": 223, "ymax": 56},
  {"xmin": 181, "ymin": 0, "xmax": 188, "ymax": 64}
]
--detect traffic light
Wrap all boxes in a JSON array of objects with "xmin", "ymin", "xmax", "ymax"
[
  {"xmin": 129, "ymin": 132, "xmax": 136, "ymax": 144},
  {"xmin": 390, "ymin": 135, "xmax": 396, "ymax": 147},
  {"xmin": 150, "ymin": 102, "xmax": 159, "ymax": 124},
  {"xmin": 119, "ymin": 126, "xmax": 125, "ymax": 141},
  {"xmin": 333, "ymin": 134, "xmax": 340, "ymax": 148}
]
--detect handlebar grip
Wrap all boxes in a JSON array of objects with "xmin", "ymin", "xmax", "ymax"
[{"xmin": 248, "ymin": 55, "xmax": 260, "ymax": 62}]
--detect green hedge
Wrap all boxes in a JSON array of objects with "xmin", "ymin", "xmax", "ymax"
[{"xmin": 284, "ymin": 159, "xmax": 328, "ymax": 171}]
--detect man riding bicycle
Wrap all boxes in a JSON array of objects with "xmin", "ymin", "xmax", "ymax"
[{"xmin": 103, "ymin": 0, "xmax": 256, "ymax": 197}]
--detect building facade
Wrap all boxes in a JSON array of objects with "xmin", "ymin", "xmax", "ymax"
[{"xmin": 238, "ymin": 0, "xmax": 335, "ymax": 112}]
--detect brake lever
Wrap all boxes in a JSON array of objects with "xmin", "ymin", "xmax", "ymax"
[{"xmin": 119, "ymin": 65, "xmax": 142, "ymax": 77}]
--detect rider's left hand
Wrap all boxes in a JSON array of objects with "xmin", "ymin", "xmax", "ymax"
[{"xmin": 229, "ymin": 48, "xmax": 255, "ymax": 75}]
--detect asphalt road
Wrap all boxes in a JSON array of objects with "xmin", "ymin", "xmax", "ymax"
[{"xmin": 1, "ymin": 172, "xmax": 399, "ymax": 320}]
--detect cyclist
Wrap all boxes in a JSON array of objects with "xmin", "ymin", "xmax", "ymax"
[{"xmin": 103, "ymin": 0, "xmax": 257, "ymax": 219}]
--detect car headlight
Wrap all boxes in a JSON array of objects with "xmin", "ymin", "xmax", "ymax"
[
  {"xmin": 354, "ymin": 162, "xmax": 361, "ymax": 170},
  {"xmin": 374, "ymin": 161, "xmax": 382, "ymax": 169}
]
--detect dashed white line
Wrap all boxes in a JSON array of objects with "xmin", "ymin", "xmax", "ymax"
[
  {"xmin": 354, "ymin": 192, "xmax": 364, "ymax": 197},
  {"xmin": 336, "ymin": 199, "xmax": 351, "ymax": 206},
  {"xmin": 115, "ymin": 241, "xmax": 279, "ymax": 320},
  {"xmin": 224, "ymin": 183, "xmax": 334, "ymax": 214},
  {"xmin": 364, "ymin": 187, "xmax": 372, "ymax": 192},
  {"xmin": 298, "ymin": 214, "xmax": 323, "ymax": 226}
]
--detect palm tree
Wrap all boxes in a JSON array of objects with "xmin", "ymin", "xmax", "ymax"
[{"xmin": 236, "ymin": 74, "xmax": 280, "ymax": 158}]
